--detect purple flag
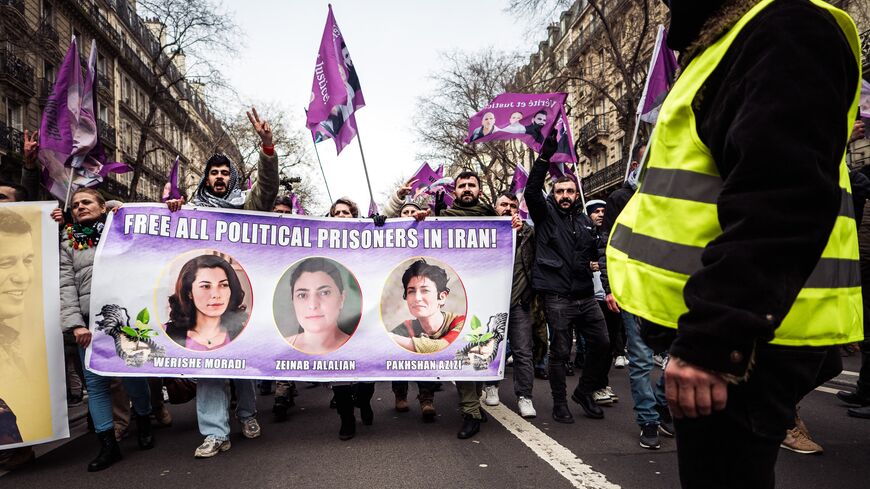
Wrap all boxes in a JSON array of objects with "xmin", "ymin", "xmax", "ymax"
[
  {"xmin": 290, "ymin": 193, "xmax": 306, "ymax": 215},
  {"xmin": 162, "ymin": 155, "xmax": 181, "ymax": 202},
  {"xmin": 306, "ymin": 5, "xmax": 365, "ymax": 155},
  {"xmin": 465, "ymin": 92, "xmax": 568, "ymax": 155},
  {"xmin": 38, "ymin": 38, "xmax": 128, "ymax": 201},
  {"xmin": 407, "ymin": 162, "xmax": 455, "ymax": 208},
  {"xmin": 368, "ymin": 198, "xmax": 378, "ymax": 217},
  {"xmin": 509, "ymin": 164, "xmax": 529, "ymax": 220},
  {"xmin": 638, "ymin": 26, "xmax": 678, "ymax": 124},
  {"xmin": 859, "ymin": 79, "xmax": 870, "ymax": 118},
  {"xmin": 550, "ymin": 108, "xmax": 577, "ymax": 163}
]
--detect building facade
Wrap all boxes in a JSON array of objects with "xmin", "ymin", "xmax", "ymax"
[
  {"xmin": 514, "ymin": 0, "xmax": 869, "ymax": 200},
  {"xmin": 0, "ymin": 0, "xmax": 239, "ymax": 202}
]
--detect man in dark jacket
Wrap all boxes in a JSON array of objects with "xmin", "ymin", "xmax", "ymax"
[{"xmin": 526, "ymin": 136, "xmax": 610, "ymax": 423}]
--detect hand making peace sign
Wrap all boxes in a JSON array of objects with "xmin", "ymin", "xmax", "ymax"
[{"xmin": 246, "ymin": 107, "xmax": 273, "ymax": 147}]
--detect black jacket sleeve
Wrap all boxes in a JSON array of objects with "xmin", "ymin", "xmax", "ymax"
[
  {"xmin": 526, "ymin": 159, "xmax": 550, "ymax": 226},
  {"xmin": 671, "ymin": 3, "xmax": 858, "ymax": 376}
]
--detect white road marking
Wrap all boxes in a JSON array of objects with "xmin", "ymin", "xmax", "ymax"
[
  {"xmin": 815, "ymin": 386, "xmax": 840, "ymax": 395},
  {"xmin": 840, "ymin": 370, "xmax": 859, "ymax": 377},
  {"xmin": 483, "ymin": 403, "xmax": 621, "ymax": 489}
]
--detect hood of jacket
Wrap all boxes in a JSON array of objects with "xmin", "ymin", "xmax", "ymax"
[{"xmin": 670, "ymin": 0, "xmax": 760, "ymax": 70}]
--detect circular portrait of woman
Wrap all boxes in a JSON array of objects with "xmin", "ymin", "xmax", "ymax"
[
  {"xmin": 158, "ymin": 250, "xmax": 253, "ymax": 352},
  {"xmin": 273, "ymin": 257, "xmax": 362, "ymax": 355},
  {"xmin": 381, "ymin": 257, "xmax": 468, "ymax": 354}
]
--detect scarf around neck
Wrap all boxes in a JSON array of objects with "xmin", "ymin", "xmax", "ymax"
[
  {"xmin": 65, "ymin": 216, "xmax": 106, "ymax": 250},
  {"xmin": 189, "ymin": 161, "xmax": 246, "ymax": 209}
]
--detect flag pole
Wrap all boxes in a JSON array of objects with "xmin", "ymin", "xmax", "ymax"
[
  {"xmin": 354, "ymin": 126, "xmax": 376, "ymax": 212},
  {"xmin": 311, "ymin": 141, "xmax": 334, "ymax": 204},
  {"xmin": 63, "ymin": 167, "xmax": 74, "ymax": 212},
  {"xmin": 624, "ymin": 24, "xmax": 665, "ymax": 181}
]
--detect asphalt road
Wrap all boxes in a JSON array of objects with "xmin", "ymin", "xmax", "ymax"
[{"xmin": 2, "ymin": 355, "xmax": 869, "ymax": 489}]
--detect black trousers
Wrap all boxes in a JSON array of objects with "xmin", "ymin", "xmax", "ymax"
[
  {"xmin": 674, "ymin": 344, "xmax": 841, "ymax": 489},
  {"xmin": 542, "ymin": 294, "xmax": 610, "ymax": 403}
]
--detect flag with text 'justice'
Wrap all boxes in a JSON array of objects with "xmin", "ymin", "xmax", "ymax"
[
  {"xmin": 465, "ymin": 92, "xmax": 568, "ymax": 156},
  {"xmin": 638, "ymin": 25, "xmax": 678, "ymax": 124},
  {"xmin": 305, "ymin": 4, "xmax": 365, "ymax": 155},
  {"xmin": 38, "ymin": 38, "xmax": 128, "ymax": 200}
]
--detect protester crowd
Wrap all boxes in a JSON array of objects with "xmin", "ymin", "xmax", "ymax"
[{"xmin": 2, "ymin": 3, "xmax": 870, "ymax": 488}]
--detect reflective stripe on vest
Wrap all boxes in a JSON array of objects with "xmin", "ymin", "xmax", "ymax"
[{"xmin": 606, "ymin": 0, "xmax": 864, "ymax": 347}]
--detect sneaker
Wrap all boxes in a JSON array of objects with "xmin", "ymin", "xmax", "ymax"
[
  {"xmin": 780, "ymin": 427, "xmax": 823, "ymax": 454},
  {"xmin": 592, "ymin": 389, "xmax": 613, "ymax": 405},
  {"xmin": 483, "ymin": 385, "xmax": 500, "ymax": 406},
  {"xmin": 517, "ymin": 396, "xmax": 537, "ymax": 418},
  {"xmin": 605, "ymin": 386, "xmax": 618, "ymax": 403},
  {"xmin": 241, "ymin": 418, "xmax": 261, "ymax": 439},
  {"xmin": 639, "ymin": 423, "xmax": 661, "ymax": 450},
  {"xmin": 614, "ymin": 356, "xmax": 628, "ymax": 369},
  {"xmin": 194, "ymin": 436, "xmax": 231, "ymax": 458},
  {"xmin": 653, "ymin": 354, "xmax": 665, "ymax": 368}
]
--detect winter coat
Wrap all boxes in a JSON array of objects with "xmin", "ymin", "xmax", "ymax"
[
  {"xmin": 526, "ymin": 159, "xmax": 600, "ymax": 299},
  {"xmin": 59, "ymin": 239, "xmax": 97, "ymax": 332}
]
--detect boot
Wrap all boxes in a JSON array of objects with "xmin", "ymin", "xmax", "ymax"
[
  {"xmin": 333, "ymin": 385, "xmax": 356, "ymax": 441},
  {"xmin": 273, "ymin": 397, "xmax": 291, "ymax": 422},
  {"xmin": 457, "ymin": 414, "xmax": 480, "ymax": 439},
  {"xmin": 135, "ymin": 413, "xmax": 154, "ymax": 450},
  {"xmin": 394, "ymin": 393, "xmax": 410, "ymax": 412},
  {"xmin": 88, "ymin": 430, "xmax": 122, "ymax": 472},
  {"xmin": 354, "ymin": 383, "xmax": 375, "ymax": 426}
]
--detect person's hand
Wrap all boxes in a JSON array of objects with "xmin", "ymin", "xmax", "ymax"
[
  {"xmin": 665, "ymin": 356, "xmax": 728, "ymax": 419},
  {"xmin": 397, "ymin": 179, "xmax": 417, "ymax": 200},
  {"xmin": 511, "ymin": 213, "xmax": 522, "ymax": 230},
  {"xmin": 851, "ymin": 120, "xmax": 866, "ymax": 143},
  {"xmin": 111, "ymin": 203, "xmax": 123, "ymax": 214},
  {"xmin": 247, "ymin": 107, "xmax": 273, "ymax": 147},
  {"xmin": 539, "ymin": 128, "xmax": 558, "ymax": 161},
  {"xmin": 371, "ymin": 213, "xmax": 387, "ymax": 227},
  {"xmin": 433, "ymin": 191, "xmax": 448, "ymax": 216},
  {"xmin": 50, "ymin": 207, "xmax": 65, "ymax": 225},
  {"xmin": 23, "ymin": 129, "xmax": 39, "ymax": 169},
  {"xmin": 605, "ymin": 293, "xmax": 620, "ymax": 313},
  {"xmin": 73, "ymin": 326, "xmax": 92, "ymax": 348},
  {"xmin": 412, "ymin": 209, "xmax": 431, "ymax": 222},
  {"xmin": 590, "ymin": 261, "xmax": 600, "ymax": 272},
  {"xmin": 166, "ymin": 197, "xmax": 184, "ymax": 213}
]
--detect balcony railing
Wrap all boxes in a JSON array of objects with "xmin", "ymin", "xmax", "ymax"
[
  {"xmin": 38, "ymin": 77, "xmax": 55, "ymax": 101},
  {"xmin": 98, "ymin": 119, "xmax": 116, "ymax": 147},
  {"xmin": 583, "ymin": 158, "xmax": 626, "ymax": 196},
  {"xmin": 578, "ymin": 115, "xmax": 608, "ymax": 146},
  {"xmin": 0, "ymin": 122, "xmax": 24, "ymax": 154},
  {"xmin": 0, "ymin": 48, "xmax": 35, "ymax": 93},
  {"xmin": 861, "ymin": 29, "xmax": 869, "ymax": 69},
  {"xmin": 0, "ymin": 0, "xmax": 24, "ymax": 16},
  {"xmin": 37, "ymin": 22, "xmax": 60, "ymax": 44}
]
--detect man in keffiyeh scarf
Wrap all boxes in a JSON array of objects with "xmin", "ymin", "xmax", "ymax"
[{"xmin": 167, "ymin": 107, "xmax": 278, "ymax": 212}]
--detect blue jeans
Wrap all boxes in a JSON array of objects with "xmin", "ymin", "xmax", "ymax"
[
  {"xmin": 622, "ymin": 312, "xmax": 666, "ymax": 426},
  {"xmin": 196, "ymin": 378, "xmax": 257, "ymax": 441},
  {"xmin": 78, "ymin": 346, "xmax": 151, "ymax": 434}
]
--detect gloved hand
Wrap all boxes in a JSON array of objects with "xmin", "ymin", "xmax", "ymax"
[
  {"xmin": 539, "ymin": 128, "xmax": 558, "ymax": 161},
  {"xmin": 433, "ymin": 191, "xmax": 448, "ymax": 216},
  {"xmin": 371, "ymin": 213, "xmax": 387, "ymax": 227}
]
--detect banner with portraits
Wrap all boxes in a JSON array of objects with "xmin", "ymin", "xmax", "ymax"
[
  {"xmin": 0, "ymin": 202, "xmax": 68, "ymax": 449},
  {"xmin": 86, "ymin": 205, "xmax": 515, "ymax": 381}
]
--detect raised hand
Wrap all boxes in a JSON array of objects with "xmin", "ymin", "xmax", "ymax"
[
  {"xmin": 246, "ymin": 107, "xmax": 273, "ymax": 147},
  {"xmin": 23, "ymin": 129, "xmax": 39, "ymax": 169},
  {"xmin": 397, "ymin": 179, "xmax": 418, "ymax": 200},
  {"xmin": 166, "ymin": 197, "xmax": 185, "ymax": 213}
]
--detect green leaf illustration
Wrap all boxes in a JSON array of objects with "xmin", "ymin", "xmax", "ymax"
[
  {"xmin": 140, "ymin": 329, "xmax": 156, "ymax": 338},
  {"xmin": 479, "ymin": 332, "xmax": 494, "ymax": 342},
  {"xmin": 471, "ymin": 315, "xmax": 482, "ymax": 331},
  {"xmin": 137, "ymin": 308, "xmax": 150, "ymax": 325},
  {"xmin": 121, "ymin": 326, "xmax": 138, "ymax": 338},
  {"xmin": 135, "ymin": 320, "xmax": 146, "ymax": 330}
]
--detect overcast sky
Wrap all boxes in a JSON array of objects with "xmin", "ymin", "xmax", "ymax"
[{"xmin": 221, "ymin": 0, "xmax": 537, "ymax": 213}]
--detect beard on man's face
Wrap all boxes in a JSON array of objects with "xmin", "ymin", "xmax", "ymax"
[
  {"xmin": 209, "ymin": 179, "xmax": 228, "ymax": 196},
  {"xmin": 458, "ymin": 191, "xmax": 478, "ymax": 205},
  {"xmin": 558, "ymin": 197, "xmax": 574, "ymax": 208}
]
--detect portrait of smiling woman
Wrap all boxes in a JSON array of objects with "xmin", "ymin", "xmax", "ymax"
[
  {"xmin": 164, "ymin": 254, "xmax": 250, "ymax": 351},
  {"xmin": 274, "ymin": 257, "xmax": 362, "ymax": 355}
]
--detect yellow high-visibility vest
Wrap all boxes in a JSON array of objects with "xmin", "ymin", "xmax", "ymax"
[{"xmin": 607, "ymin": 0, "xmax": 863, "ymax": 346}]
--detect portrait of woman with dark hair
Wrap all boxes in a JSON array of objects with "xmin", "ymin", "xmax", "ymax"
[
  {"xmin": 388, "ymin": 259, "xmax": 466, "ymax": 354},
  {"xmin": 282, "ymin": 257, "xmax": 360, "ymax": 355},
  {"xmin": 164, "ymin": 255, "xmax": 249, "ymax": 351}
]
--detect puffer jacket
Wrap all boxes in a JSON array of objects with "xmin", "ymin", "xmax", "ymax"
[{"xmin": 59, "ymin": 239, "xmax": 96, "ymax": 332}]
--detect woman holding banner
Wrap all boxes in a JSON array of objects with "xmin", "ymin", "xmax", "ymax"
[{"xmin": 60, "ymin": 188, "xmax": 154, "ymax": 472}]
